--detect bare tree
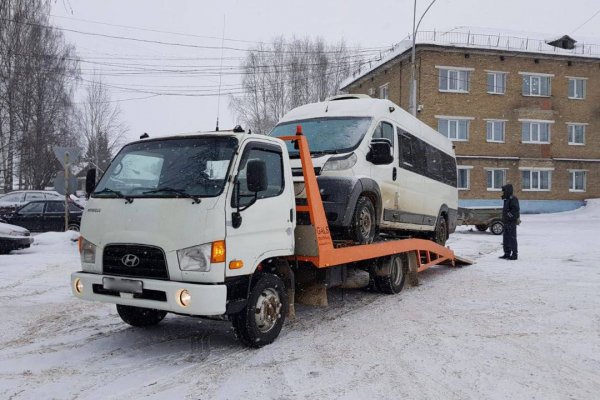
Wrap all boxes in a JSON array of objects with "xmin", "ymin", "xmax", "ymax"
[
  {"xmin": 230, "ymin": 36, "xmax": 355, "ymax": 135},
  {"xmin": 78, "ymin": 75, "xmax": 127, "ymax": 172},
  {"xmin": 0, "ymin": 0, "xmax": 80, "ymax": 190}
]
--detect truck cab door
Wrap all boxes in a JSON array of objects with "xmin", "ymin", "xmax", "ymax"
[{"xmin": 225, "ymin": 141, "xmax": 294, "ymax": 277}]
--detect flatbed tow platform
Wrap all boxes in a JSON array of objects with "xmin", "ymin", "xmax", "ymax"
[{"xmin": 280, "ymin": 130, "xmax": 473, "ymax": 306}]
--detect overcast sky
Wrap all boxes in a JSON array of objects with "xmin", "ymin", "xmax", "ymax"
[{"xmin": 49, "ymin": 0, "xmax": 600, "ymax": 144}]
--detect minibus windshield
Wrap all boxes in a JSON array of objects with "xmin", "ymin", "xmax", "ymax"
[
  {"xmin": 270, "ymin": 117, "xmax": 371, "ymax": 157},
  {"xmin": 93, "ymin": 137, "xmax": 237, "ymax": 199}
]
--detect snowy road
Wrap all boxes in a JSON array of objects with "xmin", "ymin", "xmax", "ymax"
[{"xmin": 1, "ymin": 202, "xmax": 599, "ymax": 399}]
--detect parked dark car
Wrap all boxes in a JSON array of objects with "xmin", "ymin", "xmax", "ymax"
[
  {"xmin": 0, "ymin": 190, "xmax": 63, "ymax": 213},
  {"xmin": 2, "ymin": 200, "xmax": 83, "ymax": 232},
  {"xmin": 0, "ymin": 222, "xmax": 34, "ymax": 254}
]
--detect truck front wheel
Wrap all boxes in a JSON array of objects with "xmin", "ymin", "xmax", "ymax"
[
  {"xmin": 231, "ymin": 273, "xmax": 288, "ymax": 348},
  {"xmin": 116, "ymin": 305, "xmax": 167, "ymax": 327}
]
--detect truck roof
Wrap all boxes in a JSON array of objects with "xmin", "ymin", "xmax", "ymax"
[{"xmin": 126, "ymin": 129, "xmax": 284, "ymax": 148}]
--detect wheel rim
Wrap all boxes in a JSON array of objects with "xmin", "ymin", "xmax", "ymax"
[
  {"xmin": 254, "ymin": 288, "xmax": 282, "ymax": 333},
  {"xmin": 492, "ymin": 223, "xmax": 502, "ymax": 234},
  {"xmin": 391, "ymin": 257, "xmax": 403, "ymax": 286},
  {"xmin": 359, "ymin": 208, "xmax": 373, "ymax": 238}
]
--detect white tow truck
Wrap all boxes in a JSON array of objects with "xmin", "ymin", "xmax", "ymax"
[{"xmin": 71, "ymin": 126, "xmax": 469, "ymax": 347}]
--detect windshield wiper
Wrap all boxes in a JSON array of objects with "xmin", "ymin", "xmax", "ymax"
[
  {"xmin": 143, "ymin": 187, "xmax": 201, "ymax": 204},
  {"xmin": 94, "ymin": 188, "xmax": 134, "ymax": 203}
]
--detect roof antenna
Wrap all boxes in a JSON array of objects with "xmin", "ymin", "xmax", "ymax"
[{"xmin": 215, "ymin": 15, "xmax": 226, "ymax": 132}]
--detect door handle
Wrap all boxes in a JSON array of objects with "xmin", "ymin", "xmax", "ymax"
[{"xmin": 392, "ymin": 167, "xmax": 397, "ymax": 181}]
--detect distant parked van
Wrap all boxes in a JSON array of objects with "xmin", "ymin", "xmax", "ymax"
[{"xmin": 270, "ymin": 95, "xmax": 458, "ymax": 245}]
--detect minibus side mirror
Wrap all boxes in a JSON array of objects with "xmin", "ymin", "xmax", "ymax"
[
  {"xmin": 368, "ymin": 139, "xmax": 394, "ymax": 165},
  {"xmin": 85, "ymin": 168, "xmax": 97, "ymax": 197}
]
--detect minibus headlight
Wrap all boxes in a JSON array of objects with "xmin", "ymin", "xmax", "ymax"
[
  {"xmin": 177, "ymin": 243, "xmax": 212, "ymax": 272},
  {"xmin": 322, "ymin": 152, "xmax": 357, "ymax": 172},
  {"xmin": 79, "ymin": 237, "xmax": 96, "ymax": 264}
]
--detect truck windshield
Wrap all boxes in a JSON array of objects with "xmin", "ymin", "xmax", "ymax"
[
  {"xmin": 93, "ymin": 137, "xmax": 237, "ymax": 198},
  {"xmin": 269, "ymin": 117, "xmax": 371, "ymax": 157}
]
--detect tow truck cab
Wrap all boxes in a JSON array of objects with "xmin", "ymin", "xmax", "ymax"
[{"xmin": 71, "ymin": 129, "xmax": 296, "ymax": 345}]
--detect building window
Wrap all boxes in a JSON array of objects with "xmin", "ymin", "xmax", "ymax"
[
  {"xmin": 438, "ymin": 68, "xmax": 471, "ymax": 92},
  {"xmin": 486, "ymin": 169, "xmax": 506, "ymax": 191},
  {"xmin": 486, "ymin": 120, "xmax": 506, "ymax": 142},
  {"xmin": 457, "ymin": 167, "xmax": 471, "ymax": 190},
  {"xmin": 569, "ymin": 170, "xmax": 587, "ymax": 192},
  {"xmin": 568, "ymin": 124, "xmax": 586, "ymax": 145},
  {"xmin": 568, "ymin": 78, "xmax": 586, "ymax": 99},
  {"xmin": 379, "ymin": 83, "xmax": 389, "ymax": 99},
  {"xmin": 487, "ymin": 72, "xmax": 506, "ymax": 94},
  {"xmin": 521, "ymin": 74, "xmax": 552, "ymax": 96},
  {"xmin": 522, "ymin": 169, "xmax": 552, "ymax": 191},
  {"xmin": 437, "ymin": 118, "xmax": 470, "ymax": 141},
  {"xmin": 521, "ymin": 121, "xmax": 551, "ymax": 143}
]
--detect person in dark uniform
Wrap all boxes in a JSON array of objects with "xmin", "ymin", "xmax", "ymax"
[{"xmin": 500, "ymin": 184, "xmax": 520, "ymax": 260}]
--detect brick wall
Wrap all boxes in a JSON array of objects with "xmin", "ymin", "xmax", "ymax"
[{"xmin": 347, "ymin": 46, "xmax": 600, "ymax": 201}]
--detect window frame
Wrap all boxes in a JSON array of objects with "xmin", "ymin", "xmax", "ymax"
[
  {"xmin": 520, "ymin": 119, "xmax": 553, "ymax": 144},
  {"xmin": 457, "ymin": 166, "xmax": 472, "ymax": 190},
  {"xmin": 485, "ymin": 119, "xmax": 506, "ymax": 143},
  {"xmin": 567, "ymin": 123, "xmax": 586, "ymax": 145},
  {"xmin": 567, "ymin": 77, "xmax": 587, "ymax": 100},
  {"xmin": 568, "ymin": 169, "xmax": 587, "ymax": 192},
  {"xmin": 485, "ymin": 168, "xmax": 507, "ymax": 191},
  {"xmin": 520, "ymin": 72, "xmax": 553, "ymax": 97},
  {"xmin": 437, "ymin": 66, "xmax": 472, "ymax": 93},
  {"xmin": 436, "ymin": 115, "xmax": 472, "ymax": 142},
  {"xmin": 521, "ymin": 169, "xmax": 552, "ymax": 192},
  {"xmin": 486, "ymin": 71, "xmax": 507, "ymax": 95},
  {"xmin": 231, "ymin": 142, "xmax": 285, "ymax": 208},
  {"xmin": 379, "ymin": 83, "xmax": 389, "ymax": 100}
]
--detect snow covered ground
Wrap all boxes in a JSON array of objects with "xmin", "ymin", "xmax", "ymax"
[{"xmin": 1, "ymin": 201, "xmax": 599, "ymax": 400}]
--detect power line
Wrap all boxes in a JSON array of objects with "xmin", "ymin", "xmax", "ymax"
[
  {"xmin": 1, "ymin": 17, "xmax": 389, "ymax": 55},
  {"xmin": 570, "ymin": 7, "xmax": 600, "ymax": 35}
]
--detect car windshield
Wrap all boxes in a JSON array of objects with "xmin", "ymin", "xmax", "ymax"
[
  {"xmin": 269, "ymin": 117, "xmax": 372, "ymax": 158},
  {"xmin": 93, "ymin": 137, "xmax": 238, "ymax": 198}
]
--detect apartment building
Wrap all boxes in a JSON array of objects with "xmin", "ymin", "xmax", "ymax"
[{"xmin": 341, "ymin": 28, "xmax": 600, "ymax": 212}]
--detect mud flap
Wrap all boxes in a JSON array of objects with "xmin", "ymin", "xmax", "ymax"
[
  {"xmin": 276, "ymin": 261, "xmax": 296, "ymax": 319},
  {"xmin": 296, "ymin": 283, "xmax": 329, "ymax": 307}
]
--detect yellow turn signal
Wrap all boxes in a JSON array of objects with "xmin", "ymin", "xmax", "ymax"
[
  {"xmin": 229, "ymin": 260, "xmax": 244, "ymax": 269},
  {"xmin": 211, "ymin": 240, "xmax": 226, "ymax": 263}
]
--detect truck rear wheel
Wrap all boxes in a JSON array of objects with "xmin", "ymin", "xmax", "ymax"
[
  {"xmin": 349, "ymin": 196, "xmax": 376, "ymax": 244},
  {"xmin": 374, "ymin": 255, "xmax": 406, "ymax": 294},
  {"xmin": 231, "ymin": 273, "xmax": 287, "ymax": 348},
  {"xmin": 116, "ymin": 305, "xmax": 167, "ymax": 327}
]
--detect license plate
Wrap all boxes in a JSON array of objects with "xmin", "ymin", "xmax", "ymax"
[{"xmin": 103, "ymin": 277, "xmax": 143, "ymax": 294}]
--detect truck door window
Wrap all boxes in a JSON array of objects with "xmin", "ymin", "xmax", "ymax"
[
  {"xmin": 233, "ymin": 147, "xmax": 284, "ymax": 208},
  {"xmin": 373, "ymin": 122, "xmax": 395, "ymax": 146}
]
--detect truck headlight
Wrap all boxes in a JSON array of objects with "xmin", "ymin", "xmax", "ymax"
[
  {"xmin": 79, "ymin": 237, "xmax": 96, "ymax": 264},
  {"xmin": 322, "ymin": 152, "xmax": 357, "ymax": 172},
  {"xmin": 177, "ymin": 243, "xmax": 212, "ymax": 272}
]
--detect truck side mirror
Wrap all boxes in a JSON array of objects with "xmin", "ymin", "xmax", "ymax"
[
  {"xmin": 85, "ymin": 168, "xmax": 97, "ymax": 197},
  {"xmin": 246, "ymin": 160, "xmax": 268, "ymax": 193},
  {"xmin": 368, "ymin": 139, "xmax": 394, "ymax": 165}
]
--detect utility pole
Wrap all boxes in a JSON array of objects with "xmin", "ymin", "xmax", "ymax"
[
  {"xmin": 409, "ymin": 0, "xmax": 438, "ymax": 116},
  {"xmin": 64, "ymin": 152, "xmax": 70, "ymax": 232}
]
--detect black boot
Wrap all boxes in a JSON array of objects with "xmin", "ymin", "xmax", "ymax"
[
  {"xmin": 499, "ymin": 254, "xmax": 510, "ymax": 259},
  {"xmin": 508, "ymin": 254, "xmax": 518, "ymax": 260}
]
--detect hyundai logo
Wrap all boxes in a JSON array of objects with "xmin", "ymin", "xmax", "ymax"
[{"xmin": 121, "ymin": 254, "xmax": 140, "ymax": 267}]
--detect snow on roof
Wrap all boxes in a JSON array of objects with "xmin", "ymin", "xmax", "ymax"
[{"xmin": 341, "ymin": 26, "xmax": 600, "ymax": 89}]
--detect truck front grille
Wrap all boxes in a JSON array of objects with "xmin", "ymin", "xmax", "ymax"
[{"xmin": 103, "ymin": 244, "xmax": 169, "ymax": 280}]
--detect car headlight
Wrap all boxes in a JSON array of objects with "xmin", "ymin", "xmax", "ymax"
[
  {"xmin": 79, "ymin": 237, "xmax": 96, "ymax": 264},
  {"xmin": 177, "ymin": 243, "xmax": 212, "ymax": 272},
  {"xmin": 322, "ymin": 152, "xmax": 357, "ymax": 172},
  {"xmin": 8, "ymin": 231, "xmax": 23, "ymax": 236}
]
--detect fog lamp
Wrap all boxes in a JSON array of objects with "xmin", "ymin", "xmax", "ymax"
[
  {"xmin": 177, "ymin": 289, "xmax": 191, "ymax": 307},
  {"xmin": 74, "ymin": 278, "xmax": 84, "ymax": 294}
]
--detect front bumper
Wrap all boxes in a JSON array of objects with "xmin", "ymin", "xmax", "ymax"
[
  {"xmin": 0, "ymin": 236, "xmax": 34, "ymax": 250},
  {"xmin": 71, "ymin": 272, "xmax": 227, "ymax": 316}
]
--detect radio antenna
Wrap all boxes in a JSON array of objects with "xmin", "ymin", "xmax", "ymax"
[{"xmin": 215, "ymin": 15, "xmax": 225, "ymax": 131}]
